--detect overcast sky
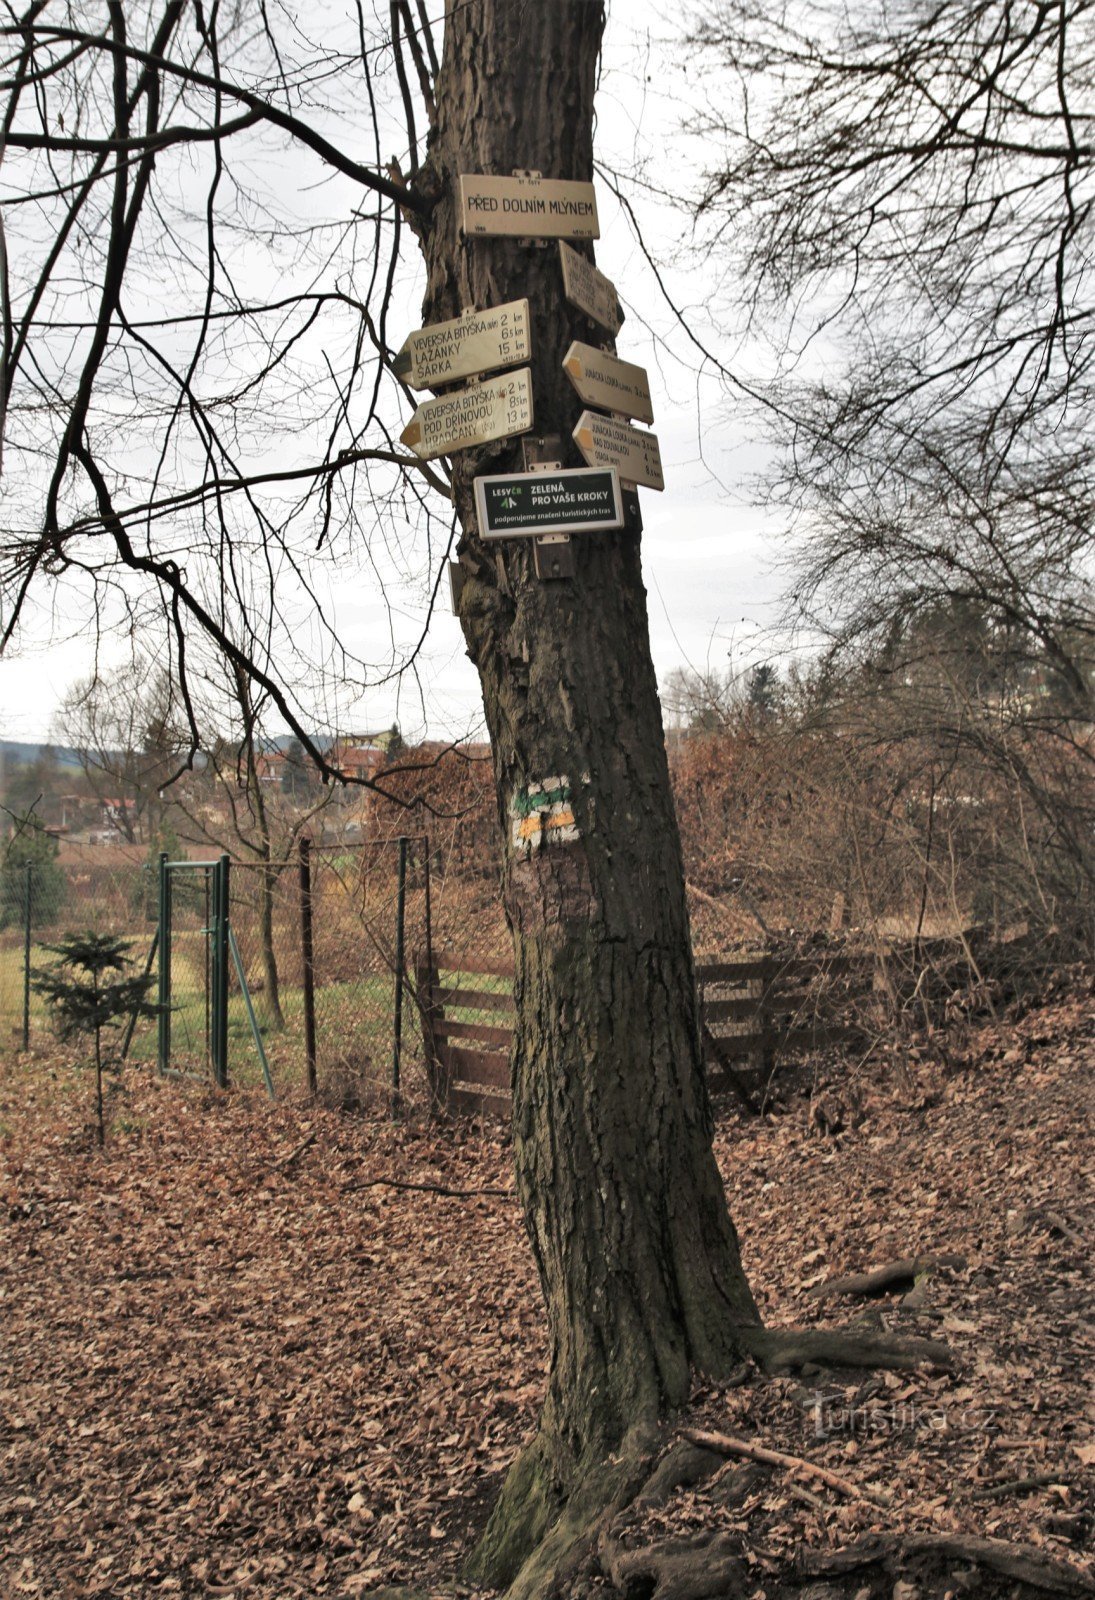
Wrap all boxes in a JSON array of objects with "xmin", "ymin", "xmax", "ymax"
[{"xmin": 0, "ymin": 2, "xmax": 790, "ymax": 747}]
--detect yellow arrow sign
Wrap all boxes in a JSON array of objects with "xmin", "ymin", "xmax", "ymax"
[
  {"xmin": 394, "ymin": 299, "xmax": 531, "ymax": 390},
  {"xmin": 573, "ymin": 411, "xmax": 664, "ymax": 491},
  {"xmin": 400, "ymin": 368, "xmax": 534, "ymax": 460},
  {"xmin": 559, "ymin": 243, "xmax": 624, "ymax": 335},
  {"xmin": 562, "ymin": 341, "xmax": 653, "ymax": 425}
]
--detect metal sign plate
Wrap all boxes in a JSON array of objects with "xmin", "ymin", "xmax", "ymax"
[
  {"xmin": 474, "ymin": 467, "xmax": 624, "ymax": 540},
  {"xmin": 460, "ymin": 174, "xmax": 600, "ymax": 239},
  {"xmin": 559, "ymin": 242, "xmax": 624, "ymax": 335},
  {"xmin": 400, "ymin": 368, "xmax": 534, "ymax": 460},
  {"xmin": 562, "ymin": 341, "xmax": 654, "ymax": 425},
  {"xmin": 393, "ymin": 299, "xmax": 531, "ymax": 390},
  {"xmin": 573, "ymin": 410, "xmax": 664, "ymax": 491}
]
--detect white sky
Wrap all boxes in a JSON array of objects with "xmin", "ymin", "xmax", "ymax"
[{"xmin": 0, "ymin": 2, "xmax": 789, "ymax": 746}]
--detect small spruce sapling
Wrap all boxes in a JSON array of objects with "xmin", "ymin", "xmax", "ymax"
[{"xmin": 32, "ymin": 933, "xmax": 160, "ymax": 1146}]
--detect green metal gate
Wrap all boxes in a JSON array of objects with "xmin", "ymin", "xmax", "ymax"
[{"xmin": 157, "ymin": 853, "xmax": 273, "ymax": 1096}]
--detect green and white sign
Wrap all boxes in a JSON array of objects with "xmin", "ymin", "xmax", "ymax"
[{"xmin": 475, "ymin": 467, "xmax": 624, "ymax": 540}]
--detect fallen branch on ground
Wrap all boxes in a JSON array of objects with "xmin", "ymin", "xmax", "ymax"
[{"xmin": 679, "ymin": 1427, "xmax": 893, "ymax": 1508}]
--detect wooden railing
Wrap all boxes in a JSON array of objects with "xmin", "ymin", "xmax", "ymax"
[{"xmin": 415, "ymin": 949, "xmax": 876, "ymax": 1116}]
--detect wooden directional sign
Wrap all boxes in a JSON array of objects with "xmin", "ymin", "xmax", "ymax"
[
  {"xmin": 475, "ymin": 468, "xmax": 623, "ymax": 540},
  {"xmin": 573, "ymin": 411, "xmax": 664, "ymax": 492},
  {"xmin": 559, "ymin": 242, "xmax": 624, "ymax": 336},
  {"xmin": 562, "ymin": 341, "xmax": 654, "ymax": 425},
  {"xmin": 393, "ymin": 299, "xmax": 531, "ymax": 390},
  {"xmin": 400, "ymin": 368, "xmax": 533, "ymax": 460},
  {"xmin": 460, "ymin": 174, "xmax": 599, "ymax": 239}
]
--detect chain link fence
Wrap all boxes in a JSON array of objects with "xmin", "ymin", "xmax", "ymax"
[
  {"xmin": 0, "ymin": 842, "xmax": 159, "ymax": 1058},
  {"xmin": 0, "ymin": 835, "xmax": 438, "ymax": 1104}
]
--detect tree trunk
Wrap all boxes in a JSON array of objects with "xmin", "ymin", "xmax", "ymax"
[{"xmin": 411, "ymin": 3, "xmax": 760, "ymax": 1587}]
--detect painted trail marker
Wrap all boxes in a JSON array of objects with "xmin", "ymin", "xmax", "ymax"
[
  {"xmin": 393, "ymin": 299, "xmax": 530, "ymax": 390},
  {"xmin": 460, "ymin": 174, "xmax": 599, "ymax": 239},
  {"xmin": 573, "ymin": 410, "xmax": 664, "ymax": 492},
  {"xmin": 562, "ymin": 341, "xmax": 654, "ymax": 425},
  {"xmin": 559, "ymin": 242, "xmax": 624, "ymax": 335},
  {"xmin": 475, "ymin": 467, "xmax": 623, "ymax": 540},
  {"xmin": 400, "ymin": 368, "xmax": 533, "ymax": 460}
]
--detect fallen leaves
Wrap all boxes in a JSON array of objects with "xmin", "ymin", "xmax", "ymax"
[{"xmin": 0, "ymin": 983, "xmax": 1092, "ymax": 1597}]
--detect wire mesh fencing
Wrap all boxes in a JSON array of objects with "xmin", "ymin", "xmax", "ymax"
[
  {"xmin": 222, "ymin": 838, "xmax": 430, "ymax": 1105},
  {"xmin": 0, "ymin": 842, "xmax": 160, "ymax": 1059},
  {"xmin": 0, "ymin": 836, "xmax": 437, "ymax": 1106}
]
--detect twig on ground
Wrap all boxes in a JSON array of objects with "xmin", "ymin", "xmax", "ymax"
[
  {"xmin": 343, "ymin": 1175, "xmax": 515, "ymax": 1200},
  {"xmin": 275, "ymin": 1130, "xmax": 317, "ymax": 1171},
  {"xmin": 971, "ymin": 1472, "xmax": 1070, "ymax": 1500}
]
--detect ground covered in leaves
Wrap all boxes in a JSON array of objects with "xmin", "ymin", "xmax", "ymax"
[{"xmin": 1, "ymin": 980, "xmax": 1092, "ymax": 1599}]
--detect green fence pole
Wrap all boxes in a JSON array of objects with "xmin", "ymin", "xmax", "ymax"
[
  {"xmin": 391, "ymin": 836, "xmax": 408, "ymax": 1115},
  {"xmin": 157, "ymin": 853, "xmax": 171, "ymax": 1074},
  {"xmin": 21, "ymin": 863, "xmax": 32, "ymax": 1050},
  {"xmin": 213, "ymin": 855, "xmax": 230, "ymax": 1089}
]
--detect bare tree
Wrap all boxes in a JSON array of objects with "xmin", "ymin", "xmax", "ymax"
[
  {"xmin": 2, "ymin": 6, "xmax": 939, "ymax": 1593},
  {"xmin": 686, "ymin": 0, "xmax": 1094, "ymax": 695},
  {"xmin": 54, "ymin": 660, "xmax": 176, "ymax": 841}
]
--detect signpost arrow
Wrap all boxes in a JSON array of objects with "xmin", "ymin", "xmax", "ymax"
[
  {"xmin": 400, "ymin": 368, "xmax": 534, "ymax": 461},
  {"xmin": 559, "ymin": 242, "xmax": 624, "ymax": 336},
  {"xmin": 460, "ymin": 174, "xmax": 600, "ymax": 239},
  {"xmin": 474, "ymin": 467, "xmax": 624, "ymax": 540},
  {"xmin": 562, "ymin": 341, "xmax": 654, "ymax": 425},
  {"xmin": 393, "ymin": 299, "xmax": 531, "ymax": 390},
  {"xmin": 573, "ymin": 411, "xmax": 664, "ymax": 492}
]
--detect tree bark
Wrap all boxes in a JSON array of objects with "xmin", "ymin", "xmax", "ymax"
[{"xmin": 411, "ymin": 3, "xmax": 759, "ymax": 1586}]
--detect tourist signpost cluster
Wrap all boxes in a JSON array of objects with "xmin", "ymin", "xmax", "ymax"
[{"xmin": 396, "ymin": 170, "xmax": 663, "ymax": 578}]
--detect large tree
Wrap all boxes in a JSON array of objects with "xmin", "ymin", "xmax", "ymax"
[{"xmin": 1, "ymin": 5, "xmax": 939, "ymax": 1592}]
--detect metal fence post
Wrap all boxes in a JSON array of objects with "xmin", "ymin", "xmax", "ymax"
[
  {"xmin": 391, "ymin": 835, "xmax": 408, "ymax": 1114},
  {"xmin": 212, "ymin": 854, "xmax": 230, "ymax": 1088},
  {"xmin": 21, "ymin": 863, "xmax": 33, "ymax": 1050},
  {"xmin": 298, "ymin": 836, "xmax": 318, "ymax": 1097},
  {"xmin": 157, "ymin": 852, "xmax": 171, "ymax": 1073}
]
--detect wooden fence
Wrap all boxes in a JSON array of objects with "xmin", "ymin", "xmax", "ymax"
[{"xmin": 415, "ymin": 949, "xmax": 875, "ymax": 1116}]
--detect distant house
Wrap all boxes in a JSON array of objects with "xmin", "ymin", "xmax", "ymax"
[
  {"xmin": 330, "ymin": 735, "xmax": 387, "ymax": 783},
  {"xmin": 254, "ymin": 750, "xmax": 287, "ymax": 786}
]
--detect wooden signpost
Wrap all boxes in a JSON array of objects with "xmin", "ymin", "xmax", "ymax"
[
  {"xmin": 573, "ymin": 411, "xmax": 664, "ymax": 492},
  {"xmin": 400, "ymin": 368, "xmax": 533, "ymax": 460},
  {"xmin": 562, "ymin": 341, "xmax": 654, "ymax": 425},
  {"xmin": 393, "ymin": 299, "xmax": 531, "ymax": 390},
  {"xmin": 474, "ymin": 467, "xmax": 623, "ymax": 540},
  {"xmin": 460, "ymin": 174, "xmax": 600, "ymax": 239},
  {"xmin": 559, "ymin": 242, "xmax": 624, "ymax": 336}
]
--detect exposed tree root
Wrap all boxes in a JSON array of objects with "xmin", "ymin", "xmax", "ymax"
[
  {"xmin": 599, "ymin": 1528, "xmax": 746, "ymax": 1600},
  {"xmin": 797, "ymin": 1531, "xmax": 1095, "ymax": 1595},
  {"xmin": 469, "ymin": 1326, "xmax": 959, "ymax": 1597},
  {"xmin": 466, "ymin": 1424, "xmax": 662, "ymax": 1600},
  {"xmin": 739, "ymin": 1323, "xmax": 954, "ymax": 1373},
  {"xmin": 808, "ymin": 1254, "xmax": 966, "ymax": 1300},
  {"xmin": 594, "ymin": 1526, "xmax": 1095, "ymax": 1600}
]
